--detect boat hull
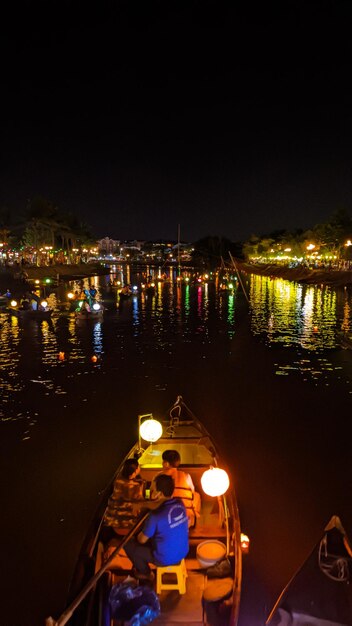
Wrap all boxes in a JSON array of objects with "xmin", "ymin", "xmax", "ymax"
[
  {"xmin": 266, "ymin": 516, "xmax": 352, "ymax": 626},
  {"xmin": 60, "ymin": 397, "xmax": 242, "ymax": 626},
  {"xmin": 75, "ymin": 310, "xmax": 104, "ymax": 321},
  {"xmin": 9, "ymin": 308, "xmax": 52, "ymax": 320}
]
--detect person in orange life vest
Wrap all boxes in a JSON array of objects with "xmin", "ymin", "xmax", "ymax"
[{"xmin": 150, "ymin": 449, "xmax": 200, "ymax": 525}]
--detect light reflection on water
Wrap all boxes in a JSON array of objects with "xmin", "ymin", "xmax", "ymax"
[
  {"xmin": 247, "ymin": 274, "xmax": 352, "ymax": 388},
  {"xmin": 249, "ymin": 275, "xmax": 345, "ymax": 350},
  {"xmin": 0, "ymin": 280, "xmax": 238, "ymax": 430},
  {"xmin": 2, "ymin": 272, "xmax": 352, "ymax": 432}
]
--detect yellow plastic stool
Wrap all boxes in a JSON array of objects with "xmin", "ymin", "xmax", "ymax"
[{"xmin": 156, "ymin": 559, "xmax": 187, "ymax": 594}]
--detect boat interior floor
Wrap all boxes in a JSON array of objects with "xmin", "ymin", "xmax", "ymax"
[{"xmin": 111, "ymin": 560, "xmax": 207, "ymax": 625}]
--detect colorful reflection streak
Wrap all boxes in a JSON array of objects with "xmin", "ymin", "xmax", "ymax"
[
  {"xmin": 249, "ymin": 275, "xmax": 342, "ymax": 350},
  {"xmin": 2, "ymin": 273, "xmax": 352, "ymax": 436}
]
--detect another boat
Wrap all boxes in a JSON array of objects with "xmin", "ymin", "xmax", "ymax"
[
  {"xmin": 75, "ymin": 302, "xmax": 104, "ymax": 321},
  {"xmin": 141, "ymin": 281, "xmax": 156, "ymax": 295},
  {"xmin": 266, "ymin": 515, "xmax": 352, "ymax": 626},
  {"xmin": 8, "ymin": 306, "xmax": 52, "ymax": 320},
  {"xmin": 46, "ymin": 395, "xmax": 244, "ymax": 626},
  {"xmin": 75, "ymin": 308, "xmax": 104, "ymax": 321},
  {"xmin": 118, "ymin": 285, "xmax": 135, "ymax": 299}
]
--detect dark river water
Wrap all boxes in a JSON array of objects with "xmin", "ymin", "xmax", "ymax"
[{"xmin": 1, "ymin": 271, "xmax": 352, "ymax": 626}]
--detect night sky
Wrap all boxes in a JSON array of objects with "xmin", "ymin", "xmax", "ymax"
[{"xmin": 2, "ymin": 1, "xmax": 352, "ymax": 242}]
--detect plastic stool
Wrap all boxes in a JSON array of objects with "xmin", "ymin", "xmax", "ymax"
[{"xmin": 156, "ymin": 559, "xmax": 187, "ymax": 594}]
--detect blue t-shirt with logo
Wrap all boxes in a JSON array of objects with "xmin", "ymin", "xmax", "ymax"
[{"xmin": 143, "ymin": 497, "xmax": 189, "ymax": 566}]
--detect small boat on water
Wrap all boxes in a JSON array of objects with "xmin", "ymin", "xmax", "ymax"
[
  {"xmin": 46, "ymin": 396, "xmax": 245, "ymax": 626},
  {"xmin": 118, "ymin": 285, "xmax": 133, "ymax": 299},
  {"xmin": 7, "ymin": 295, "xmax": 52, "ymax": 320},
  {"xmin": 75, "ymin": 295, "xmax": 104, "ymax": 321},
  {"xmin": 266, "ymin": 515, "xmax": 352, "ymax": 626},
  {"xmin": 9, "ymin": 307, "xmax": 52, "ymax": 320},
  {"xmin": 141, "ymin": 281, "xmax": 156, "ymax": 295},
  {"xmin": 75, "ymin": 306, "xmax": 104, "ymax": 321}
]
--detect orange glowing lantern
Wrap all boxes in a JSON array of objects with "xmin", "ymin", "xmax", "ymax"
[
  {"xmin": 240, "ymin": 533, "xmax": 250, "ymax": 553},
  {"xmin": 91, "ymin": 355, "xmax": 98, "ymax": 363},
  {"xmin": 58, "ymin": 352, "xmax": 65, "ymax": 361},
  {"xmin": 201, "ymin": 467, "xmax": 230, "ymax": 497}
]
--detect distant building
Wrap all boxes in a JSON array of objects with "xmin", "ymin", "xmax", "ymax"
[
  {"xmin": 97, "ymin": 237, "xmax": 120, "ymax": 256},
  {"xmin": 171, "ymin": 242, "xmax": 193, "ymax": 261}
]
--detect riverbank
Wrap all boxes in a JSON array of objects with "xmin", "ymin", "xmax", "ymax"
[{"xmin": 235, "ymin": 260, "xmax": 352, "ymax": 288}]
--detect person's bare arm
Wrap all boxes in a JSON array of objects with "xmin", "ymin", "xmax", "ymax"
[{"xmin": 137, "ymin": 531, "xmax": 149, "ymax": 544}]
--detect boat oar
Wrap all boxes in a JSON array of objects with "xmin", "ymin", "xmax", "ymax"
[
  {"xmin": 45, "ymin": 511, "xmax": 149, "ymax": 626},
  {"xmin": 228, "ymin": 252, "xmax": 250, "ymax": 305}
]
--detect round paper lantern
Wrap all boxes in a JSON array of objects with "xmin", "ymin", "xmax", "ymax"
[
  {"xmin": 139, "ymin": 419, "xmax": 163, "ymax": 443},
  {"xmin": 41, "ymin": 300, "xmax": 48, "ymax": 309},
  {"xmin": 93, "ymin": 303, "xmax": 101, "ymax": 311},
  {"xmin": 201, "ymin": 467, "xmax": 230, "ymax": 497},
  {"xmin": 11, "ymin": 300, "xmax": 17, "ymax": 307}
]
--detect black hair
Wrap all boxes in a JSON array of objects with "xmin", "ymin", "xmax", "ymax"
[
  {"xmin": 162, "ymin": 449, "xmax": 181, "ymax": 467},
  {"xmin": 155, "ymin": 473, "xmax": 174, "ymax": 497},
  {"xmin": 121, "ymin": 458, "xmax": 139, "ymax": 479}
]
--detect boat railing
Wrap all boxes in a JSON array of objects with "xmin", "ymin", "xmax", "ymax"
[{"xmin": 45, "ymin": 511, "xmax": 149, "ymax": 626}]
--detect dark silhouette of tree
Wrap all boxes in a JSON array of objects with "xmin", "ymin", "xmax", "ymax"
[
  {"xmin": 21, "ymin": 196, "xmax": 95, "ymax": 262},
  {"xmin": 192, "ymin": 235, "xmax": 241, "ymax": 269},
  {"xmin": 0, "ymin": 206, "xmax": 11, "ymax": 245},
  {"xmin": 313, "ymin": 209, "xmax": 352, "ymax": 256}
]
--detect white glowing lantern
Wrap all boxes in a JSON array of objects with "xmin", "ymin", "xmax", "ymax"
[
  {"xmin": 139, "ymin": 418, "xmax": 163, "ymax": 443},
  {"xmin": 67, "ymin": 292, "xmax": 74, "ymax": 299},
  {"xmin": 41, "ymin": 301, "xmax": 48, "ymax": 309},
  {"xmin": 92, "ymin": 303, "xmax": 101, "ymax": 311},
  {"xmin": 11, "ymin": 300, "xmax": 17, "ymax": 307},
  {"xmin": 201, "ymin": 467, "xmax": 230, "ymax": 497}
]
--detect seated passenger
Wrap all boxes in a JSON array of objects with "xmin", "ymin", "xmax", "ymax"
[
  {"xmin": 150, "ymin": 449, "xmax": 200, "ymax": 525},
  {"xmin": 104, "ymin": 459, "xmax": 145, "ymax": 531},
  {"xmin": 124, "ymin": 473, "xmax": 189, "ymax": 580}
]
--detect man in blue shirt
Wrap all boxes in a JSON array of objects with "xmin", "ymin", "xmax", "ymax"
[{"xmin": 124, "ymin": 474, "xmax": 189, "ymax": 580}]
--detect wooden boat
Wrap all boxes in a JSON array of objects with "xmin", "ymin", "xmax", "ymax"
[
  {"xmin": 46, "ymin": 396, "xmax": 244, "ymax": 626},
  {"xmin": 9, "ymin": 307, "xmax": 52, "ymax": 320},
  {"xmin": 75, "ymin": 303, "xmax": 104, "ymax": 321},
  {"xmin": 266, "ymin": 515, "xmax": 352, "ymax": 626},
  {"xmin": 118, "ymin": 286, "xmax": 133, "ymax": 299},
  {"xmin": 141, "ymin": 282, "xmax": 156, "ymax": 295}
]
